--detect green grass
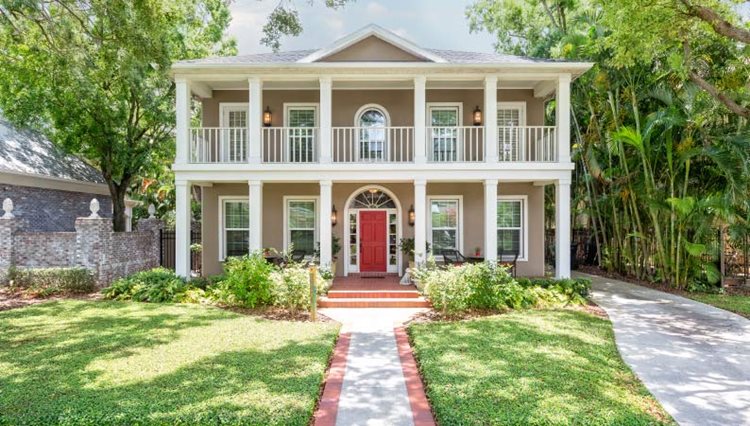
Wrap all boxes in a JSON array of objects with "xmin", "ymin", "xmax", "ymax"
[
  {"xmin": 409, "ymin": 310, "xmax": 674, "ymax": 426},
  {"xmin": 0, "ymin": 300, "xmax": 339, "ymax": 425},
  {"xmin": 686, "ymin": 293, "xmax": 750, "ymax": 318}
]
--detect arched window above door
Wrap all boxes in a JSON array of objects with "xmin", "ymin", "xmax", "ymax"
[{"xmin": 349, "ymin": 188, "xmax": 396, "ymax": 209}]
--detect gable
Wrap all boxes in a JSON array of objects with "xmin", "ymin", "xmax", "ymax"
[{"xmin": 317, "ymin": 36, "xmax": 430, "ymax": 62}]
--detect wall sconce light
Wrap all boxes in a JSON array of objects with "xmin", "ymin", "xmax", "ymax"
[
  {"xmin": 331, "ymin": 205, "xmax": 338, "ymax": 226},
  {"xmin": 408, "ymin": 205, "xmax": 415, "ymax": 226},
  {"xmin": 263, "ymin": 106, "xmax": 272, "ymax": 127},
  {"xmin": 473, "ymin": 105, "xmax": 483, "ymax": 126}
]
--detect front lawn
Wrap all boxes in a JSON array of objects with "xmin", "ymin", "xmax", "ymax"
[
  {"xmin": 0, "ymin": 300, "xmax": 339, "ymax": 425},
  {"xmin": 409, "ymin": 310, "xmax": 674, "ymax": 425},
  {"xmin": 686, "ymin": 292, "xmax": 750, "ymax": 318}
]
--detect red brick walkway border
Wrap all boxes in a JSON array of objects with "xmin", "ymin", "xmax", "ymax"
[
  {"xmin": 313, "ymin": 332, "xmax": 351, "ymax": 426},
  {"xmin": 394, "ymin": 326, "xmax": 436, "ymax": 426}
]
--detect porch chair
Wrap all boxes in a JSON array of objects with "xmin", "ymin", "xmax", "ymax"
[
  {"xmin": 442, "ymin": 249, "xmax": 467, "ymax": 266},
  {"xmin": 291, "ymin": 249, "xmax": 307, "ymax": 263},
  {"xmin": 498, "ymin": 247, "xmax": 520, "ymax": 277}
]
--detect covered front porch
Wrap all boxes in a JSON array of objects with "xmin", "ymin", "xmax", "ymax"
[{"xmin": 180, "ymin": 178, "xmax": 571, "ymax": 280}]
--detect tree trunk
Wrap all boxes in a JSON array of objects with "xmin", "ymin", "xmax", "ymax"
[{"xmin": 107, "ymin": 180, "xmax": 130, "ymax": 232}]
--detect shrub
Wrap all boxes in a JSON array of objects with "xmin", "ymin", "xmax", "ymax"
[
  {"xmin": 212, "ymin": 253, "xmax": 274, "ymax": 308},
  {"xmin": 7, "ymin": 267, "xmax": 95, "ymax": 297},
  {"xmin": 270, "ymin": 264, "xmax": 330, "ymax": 312},
  {"xmin": 102, "ymin": 268, "xmax": 188, "ymax": 303},
  {"xmin": 416, "ymin": 263, "xmax": 591, "ymax": 314}
]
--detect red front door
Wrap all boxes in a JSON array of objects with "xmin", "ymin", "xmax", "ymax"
[{"xmin": 359, "ymin": 211, "xmax": 387, "ymax": 272}]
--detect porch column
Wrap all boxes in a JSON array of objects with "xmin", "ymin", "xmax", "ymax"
[
  {"xmin": 248, "ymin": 78, "xmax": 263, "ymax": 164},
  {"xmin": 248, "ymin": 180, "xmax": 263, "ymax": 252},
  {"xmin": 484, "ymin": 76, "xmax": 498, "ymax": 163},
  {"xmin": 414, "ymin": 179, "xmax": 427, "ymax": 265},
  {"xmin": 175, "ymin": 79, "xmax": 190, "ymax": 164},
  {"xmin": 555, "ymin": 179, "xmax": 571, "ymax": 278},
  {"xmin": 484, "ymin": 179, "xmax": 498, "ymax": 262},
  {"xmin": 413, "ymin": 76, "xmax": 427, "ymax": 164},
  {"xmin": 319, "ymin": 180, "xmax": 333, "ymax": 267},
  {"xmin": 319, "ymin": 77, "xmax": 332, "ymax": 163},
  {"xmin": 175, "ymin": 179, "xmax": 191, "ymax": 279},
  {"xmin": 556, "ymin": 74, "xmax": 572, "ymax": 163}
]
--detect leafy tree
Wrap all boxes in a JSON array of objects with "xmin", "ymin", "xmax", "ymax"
[
  {"xmin": 261, "ymin": 0, "xmax": 353, "ymax": 51},
  {"xmin": 0, "ymin": 0, "xmax": 235, "ymax": 231}
]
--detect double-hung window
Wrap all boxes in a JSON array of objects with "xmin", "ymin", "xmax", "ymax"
[
  {"xmin": 497, "ymin": 197, "xmax": 526, "ymax": 260},
  {"xmin": 285, "ymin": 105, "xmax": 318, "ymax": 163},
  {"xmin": 286, "ymin": 198, "xmax": 318, "ymax": 255},
  {"xmin": 222, "ymin": 198, "xmax": 249, "ymax": 259},
  {"xmin": 429, "ymin": 198, "xmax": 461, "ymax": 256},
  {"xmin": 220, "ymin": 104, "xmax": 248, "ymax": 162},
  {"xmin": 428, "ymin": 105, "xmax": 461, "ymax": 162}
]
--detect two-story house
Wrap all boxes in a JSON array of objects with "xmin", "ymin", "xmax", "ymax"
[{"xmin": 171, "ymin": 25, "xmax": 592, "ymax": 280}]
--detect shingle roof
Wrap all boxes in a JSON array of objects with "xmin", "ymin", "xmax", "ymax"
[
  {"xmin": 0, "ymin": 117, "xmax": 106, "ymax": 184},
  {"xmin": 175, "ymin": 48, "xmax": 560, "ymax": 66}
]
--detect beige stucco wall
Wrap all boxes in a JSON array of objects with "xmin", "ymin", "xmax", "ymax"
[
  {"xmin": 201, "ymin": 181, "xmax": 545, "ymax": 277},
  {"xmin": 202, "ymin": 89, "xmax": 545, "ymax": 127},
  {"xmin": 320, "ymin": 36, "xmax": 428, "ymax": 62}
]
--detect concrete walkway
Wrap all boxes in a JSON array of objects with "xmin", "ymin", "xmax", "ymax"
[
  {"xmin": 583, "ymin": 273, "xmax": 750, "ymax": 426},
  {"xmin": 317, "ymin": 308, "xmax": 433, "ymax": 426}
]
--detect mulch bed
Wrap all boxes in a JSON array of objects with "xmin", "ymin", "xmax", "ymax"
[{"xmin": 0, "ymin": 287, "xmax": 102, "ymax": 312}]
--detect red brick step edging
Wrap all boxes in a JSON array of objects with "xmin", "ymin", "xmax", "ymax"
[
  {"xmin": 394, "ymin": 326, "xmax": 436, "ymax": 426},
  {"xmin": 313, "ymin": 332, "xmax": 351, "ymax": 426}
]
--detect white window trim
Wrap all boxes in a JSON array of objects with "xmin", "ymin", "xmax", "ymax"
[
  {"xmin": 426, "ymin": 102, "xmax": 464, "ymax": 126},
  {"xmin": 218, "ymin": 196, "xmax": 250, "ymax": 261},
  {"xmin": 497, "ymin": 101, "xmax": 527, "ymax": 126},
  {"xmin": 354, "ymin": 103, "xmax": 391, "ymax": 162},
  {"xmin": 283, "ymin": 196, "xmax": 320, "ymax": 255},
  {"xmin": 427, "ymin": 195, "xmax": 464, "ymax": 259},
  {"xmin": 219, "ymin": 103, "xmax": 249, "ymax": 128},
  {"xmin": 283, "ymin": 103, "xmax": 320, "ymax": 127},
  {"xmin": 497, "ymin": 195, "xmax": 529, "ymax": 262}
]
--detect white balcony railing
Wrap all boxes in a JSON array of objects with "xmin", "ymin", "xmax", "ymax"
[
  {"xmin": 188, "ymin": 125, "xmax": 558, "ymax": 164},
  {"xmin": 426, "ymin": 126, "xmax": 484, "ymax": 162},
  {"xmin": 497, "ymin": 126, "xmax": 557, "ymax": 162},
  {"xmin": 262, "ymin": 127, "xmax": 319, "ymax": 163},
  {"xmin": 190, "ymin": 127, "xmax": 248, "ymax": 163},
  {"xmin": 332, "ymin": 126, "xmax": 414, "ymax": 163}
]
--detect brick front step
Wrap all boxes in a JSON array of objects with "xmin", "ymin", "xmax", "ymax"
[
  {"xmin": 327, "ymin": 290, "xmax": 422, "ymax": 299},
  {"xmin": 318, "ymin": 297, "xmax": 431, "ymax": 308}
]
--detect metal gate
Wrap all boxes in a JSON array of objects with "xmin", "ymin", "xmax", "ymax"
[{"xmin": 160, "ymin": 229, "xmax": 202, "ymax": 273}]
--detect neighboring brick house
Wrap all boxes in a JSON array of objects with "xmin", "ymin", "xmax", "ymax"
[{"xmin": 0, "ymin": 117, "xmax": 111, "ymax": 231}]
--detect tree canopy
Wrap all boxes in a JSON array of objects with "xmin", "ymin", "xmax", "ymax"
[{"xmin": 0, "ymin": 0, "xmax": 236, "ymax": 231}]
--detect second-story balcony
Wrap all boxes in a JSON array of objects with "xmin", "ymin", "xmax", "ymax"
[{"xmin": 189, "ymin": 125, "xmax": 558, "ymax": 165}]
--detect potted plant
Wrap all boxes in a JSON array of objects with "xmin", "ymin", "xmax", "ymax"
[
  {"xmin": 398, "ymin": 238, "xmax": 431, "ymax": 270},
  {"xmin": 474, "ymin": 246, "xmax": 482, "ymax": 257},
  {"xmin": 315, "ymin": 233, "xmax": 342, "ymax": 277}
]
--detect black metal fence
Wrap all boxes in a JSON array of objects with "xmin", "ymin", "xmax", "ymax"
[{"xmin": 159, "ymin": 229, "xmax": 202, "ymax": 273}]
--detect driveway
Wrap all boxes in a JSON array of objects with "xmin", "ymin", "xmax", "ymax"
[{"xmin": 582, "ymin": 273, "xmax": 750, "ymax": 426}]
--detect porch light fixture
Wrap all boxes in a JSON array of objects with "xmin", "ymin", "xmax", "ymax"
[
  {"xmin": 263, "ymin": 106, "xmax": 272, "ymax": 127},
  {"xmin": 472, "ymin": 105, "xmax": 483, "ymax": 126},
  {"xmin": 331, "ymin": 205, "xmax": 338, "ymax": 226},
  {"xmin": 408, "ymin": 205, "xmax": 415, "ymax": 226}
]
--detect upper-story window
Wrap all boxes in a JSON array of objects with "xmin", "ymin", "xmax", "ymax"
[
  {"xmin": 497, "ymin": 102, "xmax": 526, "ymax": 161},
  {"xmin": 428, "ymin": 103, "xmax": 462, "ymax": 162},
  {"xmin": 285, "ymin": 104, "xmax": 318, "ymax": 163},
  {"xmin": 356, "ymin": 104, "xmax": 389, "ymax": 161},
  {"xmin": 220, "ymin": 103, "xmax": 248, "ymax": 162}
]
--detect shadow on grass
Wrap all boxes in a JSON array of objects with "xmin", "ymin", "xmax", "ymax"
[
  {"xmin": 0, "ymin": 300, "xmax": 337, "ymax": 425},
  {"xmin": 409, "ymin": 309, "xmax": 673, "ymax": 426}
]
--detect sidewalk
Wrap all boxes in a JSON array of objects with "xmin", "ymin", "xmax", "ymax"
[{"xmin": 314, "ymin": 308, "xmax": 434, "ymax": 426}]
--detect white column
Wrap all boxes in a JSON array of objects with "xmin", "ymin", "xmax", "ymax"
[
  {"xmin": 555, "ymin": 179, "xmax": 571, "ymax": 278},
  {"xmin": 556, "ymin": 74, "xmax": 572, "ymax": 163},
  {"xmin": 175, "ymin": 79, "xmax": 191, "ymax": 164},
  {"xmin": 484, "ymin": 179, "xmax": 498, "ymax": 262},
  {"xmin": 484, "ymin": 76, "xmax": 498, "ymax": 163},
  {"xmin": 248, "ymin": 180, "xmax": 263, "ymax": 252},
  {"xmin": 414, "ymin": 179, "xmax": 427, "ymax": 265},
  {"xmin": 413, "ymin": 76, "xmax": 427, "ymax": 164},
  {"xmin": 319, "ymin": 180, "xmax": 333, "ymax": 267},
  {"xmin": 248, "ymin": 78, "xmax": 263, "ymax": 164},
  {"xmin": 319, "ymin": 77, "xmax": 332, "ymax": 163},
  {"xmin": 175, "ymin": 179, "xmax": 191, "ymax": 279}
]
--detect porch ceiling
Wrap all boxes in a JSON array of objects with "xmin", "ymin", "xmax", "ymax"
[{"xmin": 196, "ymin": 78, "xmax": 546, "ymax": 92}]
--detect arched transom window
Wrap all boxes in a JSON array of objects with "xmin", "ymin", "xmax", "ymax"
[{"xmin": 349, "ymin": 189, "xmax": 396, "ymax": 209}]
